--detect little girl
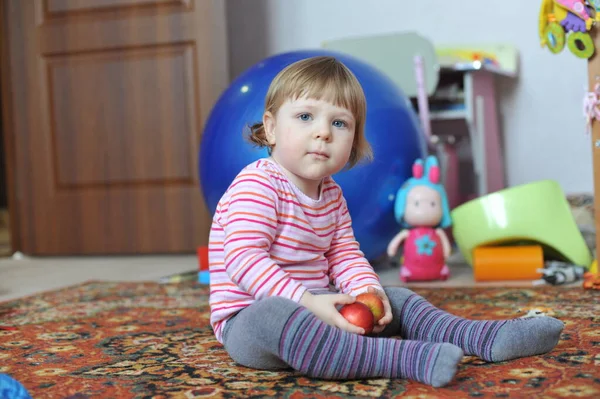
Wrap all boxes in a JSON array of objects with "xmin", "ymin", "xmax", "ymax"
[{"xmin": 208, "ymin": 56, "xmax": 564, "ymax": 388}]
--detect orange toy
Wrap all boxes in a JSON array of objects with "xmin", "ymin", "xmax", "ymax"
[
  {"xmin": 473, "ymin": 245, "xmax": 545, "ymax": 282},
  {"xmin": 583, "ymin": 272, "xmax": 600, "ymax": 290}
]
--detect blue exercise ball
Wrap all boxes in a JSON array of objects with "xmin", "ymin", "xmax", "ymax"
[{"xmin": 199, "ymin": 49, "xmax": 425, "ymax": 260}]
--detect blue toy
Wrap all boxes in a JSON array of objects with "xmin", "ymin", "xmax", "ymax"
[
  {"xmin": 0, "ymin": 374, "xmax": 32, "ymax": 399},
  {"xmin": 387, "ymin": 156, "xmax": 453, "ymax": 282},
  {"xmin": 199, "ymin": 49, "xmax": 426, "ymax": 260}
]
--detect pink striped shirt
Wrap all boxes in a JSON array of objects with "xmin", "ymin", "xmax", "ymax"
[{"xmin": 208, "ymin": 158, "xmax": 383, "ymax": 343}]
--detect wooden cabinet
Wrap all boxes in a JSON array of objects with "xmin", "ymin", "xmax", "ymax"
[{"xmin": 0, "ymin": 0, "xmax": 229, "ymax": 255}]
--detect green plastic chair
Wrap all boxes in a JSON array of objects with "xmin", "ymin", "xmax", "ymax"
[{"xmin": 321, "ymin": 31, "xmax": 439, "ymax": 98}]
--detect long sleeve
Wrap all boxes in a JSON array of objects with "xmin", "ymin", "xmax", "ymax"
[
  {"xmin": 325, "ymin": 192, "xmax": 383, "ymax": 295},
  {"xmin": 219, "ymin": 170, "xmax": 308, "ymax": 302}
]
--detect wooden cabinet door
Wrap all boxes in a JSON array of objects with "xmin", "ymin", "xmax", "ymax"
[{"xmin": 1, "ymin": 0, "xmax": 228, "ymax": 255}]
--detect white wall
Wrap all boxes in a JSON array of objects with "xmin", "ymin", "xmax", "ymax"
[{"xmin": 226, "ymin": 0, "xmax": 593, "ymax": 194}]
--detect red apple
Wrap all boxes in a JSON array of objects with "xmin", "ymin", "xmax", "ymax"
[
  {"xmin": 356, "ymin": 293, "xmax": 385, "ymax": 323},
  {"xmin": 339, "ymin": 302, "xmax": 374, "ymax": 334}
]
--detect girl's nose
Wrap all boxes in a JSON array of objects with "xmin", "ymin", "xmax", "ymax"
[{"xmin": 314, "ymin": 122, "xmax": 332, "ymax": 141}]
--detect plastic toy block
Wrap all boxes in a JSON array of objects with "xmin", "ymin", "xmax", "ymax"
[
  {"xmin": 198, "ymin": 271, "xmax": 210, "ymax": 284},
  {"xmin": 197, "ymin": 246, "xmax": 209, "ymax": 271}
]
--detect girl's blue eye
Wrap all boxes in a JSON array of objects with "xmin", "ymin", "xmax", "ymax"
[
  {"xmin": 298, "ymin": 113, "xmax": 311, "ymax": 121},
  {"xmin": 333, "ymin": 120, "xmax": 347, "ymax": 128}
]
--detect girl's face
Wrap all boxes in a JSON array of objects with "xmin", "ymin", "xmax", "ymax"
[
  {"xmin": 263, "ymin": 95, "xmax": 355, "ymax": 199},
  {"xmin": 403, "ymin": 186, "xmax": 443, "ymax": 227}
]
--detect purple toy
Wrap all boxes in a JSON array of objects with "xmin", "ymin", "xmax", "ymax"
[{"xmin": 561, "ymin": 11, "xmax": 587, "ymax": 32}]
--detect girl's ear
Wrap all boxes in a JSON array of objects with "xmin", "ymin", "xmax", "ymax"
[{"xmin": 263, "ymin": 111, "xmax": 276, "ymax": 145}]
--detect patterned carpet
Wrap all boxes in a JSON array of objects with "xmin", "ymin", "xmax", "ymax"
[{"xmin": 0, "ymin": 281, "xmax": 599, "ymax": 398}]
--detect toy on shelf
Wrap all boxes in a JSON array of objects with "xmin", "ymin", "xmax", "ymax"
[
  {"xmin": 436, "ymin": 48, "xmax": 501, "ymax": 69},
  {"xmin": 435, "ymin": 44, "xmax": 519, "ymax": 76},
  {"xmin": 539, "ymin": 0, "xmax": 600, "ymax": 58},
  {"xmin": 387, "ymin": 156, "xmax": 452, "ymax": 282}
]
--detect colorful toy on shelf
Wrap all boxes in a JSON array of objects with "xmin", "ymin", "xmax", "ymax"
[
  {"xmin": 435, "ymin": 48, "xmax": 500, "ymax": 68},
  {"xmin": 518, "ymin": 306, "xmax": 556, "ymax": 318},
  {"xmin": 539, "ymin": 0, "xmax": 600, "ymax": 58},
  {"xmin": 387, "ymin": 156, "xmax": 452, "ymax": 282},
  {"xmin": 436, "ymin": 44, "xmax": 519, "ymax": 76}
]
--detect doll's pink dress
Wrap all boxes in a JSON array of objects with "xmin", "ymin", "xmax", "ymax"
[{"xmin": 400, "ymin": 227, "xmax": 449, "ymax": 282}]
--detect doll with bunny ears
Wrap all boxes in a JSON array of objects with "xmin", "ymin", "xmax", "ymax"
[{"xmin": 387, "ymin": 155, "xmax": 452, "ymax": 282}]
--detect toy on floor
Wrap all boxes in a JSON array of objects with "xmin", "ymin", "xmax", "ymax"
[
  {"xmin": 472, "ymin": 245, "xmax": 545, "ymax": 282},
  {"xmin": 583, "ymin": 271, "xmax": 600, "ymax": 289},
  {"xmin": 583, "ymin": 258, "xmax": 600, "ymax": 289},
  {"xmin": 539, "ymin": 0, "xmax": 600, "ymax": 58},
  {"xmin": 197, "ymin": 246, "xmax": 209, "ymax": 284},
  {"xmin": 387, "ymin": 156, "xmax": 452, "ymax": 282},
  {"xmin": 533, "ymin": 260, "xmax": 588, "ymax": 286}
]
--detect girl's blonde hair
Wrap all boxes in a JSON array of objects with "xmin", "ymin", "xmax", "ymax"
[{"xmin": 247, "ymin": 56, "xmax": 372, "ymax": 168}]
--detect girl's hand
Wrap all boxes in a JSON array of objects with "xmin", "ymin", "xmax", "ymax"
[
  {"xmin": 366, "ymin": 286, "xmax": 393, "ymax": 334},
  {"xmin": 300, "ymin": 292, "xmax": 365, "ymax": 335}
]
